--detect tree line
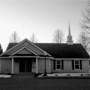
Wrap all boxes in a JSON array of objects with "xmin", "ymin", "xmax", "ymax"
[
  {"xmin": 10, "ymin": 31, "xmax": 37, "ymax": 43},
  {"xmin": 10, "ymin": 29, "xmax": 64, "ymax": 44}
]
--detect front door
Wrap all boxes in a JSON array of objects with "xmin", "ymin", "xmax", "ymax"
[
  {"xmin": 19, "ymin": 58, "xmax": 32, "ymax": 72},
  {"xmin": 26, "ymin": 60, "xmax": 32, "ymax": 72}
]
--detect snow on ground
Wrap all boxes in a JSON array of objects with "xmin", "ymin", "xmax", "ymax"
[
  {"xmin": 0, "ymin": 75, "xmax": 11, "ymax": 78},
  {"xmin": 47, "ymin": 73, "xmax": 89, "ymax": 77},
  {"xmin": 0, "ymin": 73, "xmax": 89, "ymax": 78}
]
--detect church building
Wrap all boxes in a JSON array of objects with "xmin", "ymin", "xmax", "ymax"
[{"xmin": 0, "ymin": 24, "xmax": 89, "ymax": 75}]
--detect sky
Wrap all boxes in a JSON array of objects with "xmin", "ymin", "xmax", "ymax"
[{"xmin": 0, "ymin": 0, "xmax": 88, "ymax": 51}]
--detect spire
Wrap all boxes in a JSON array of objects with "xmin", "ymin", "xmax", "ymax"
[
  {"xmin": 69, "ymin": 22, "xmax": 71, "ymax": 36},
  {"xmin": 67, "ymin": 22, "xmax": 73, "ymax": 45}
]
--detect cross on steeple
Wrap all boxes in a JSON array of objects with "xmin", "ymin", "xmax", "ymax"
[{"xmin": 67, "ymin": 22, "xmax": 73, "ymax": 45}]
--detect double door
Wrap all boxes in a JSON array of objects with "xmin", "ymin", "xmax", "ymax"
[{"xmin": 19, "ymin": 58, "xmax": 32, "ymax": 72}]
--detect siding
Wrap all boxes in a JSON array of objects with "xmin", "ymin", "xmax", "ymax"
[
  {"xmin": 1, "ymin": 58, "xmax": 12, "ymax": 73},
  {"xmin": 46, "ymin": 59, "xmax": 51, "ymax": 73},
  {"xmin": 52, "ymin": 60, "xmax": 89, "ymax": 73},
  {"xmin": 38, "ymin": 58, "xmax": 45, "ymax": 73},
  {"xmin": 38, "ymin": 58, "xmax": 51, "ymax": 74}
]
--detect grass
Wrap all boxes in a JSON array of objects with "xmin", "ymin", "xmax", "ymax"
[{"xmin": 0, "ymin": 77, "xmax": 90, "ymax": 90}]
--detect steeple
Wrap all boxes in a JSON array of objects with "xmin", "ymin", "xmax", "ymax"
[
  {"xmin": 67, "ymin": 22, "xmax": 73, "ymax": 45},
  {"xmin": 68, "ymin": 22, "xmax": 71, "ymax": 36}
]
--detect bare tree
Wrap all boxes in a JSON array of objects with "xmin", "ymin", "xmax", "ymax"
[
  {"xmin": 30, "ymin": 33, "xmax": 37, "ymax": 43},
  {"xmin": 79, "ymin": 1, "xmax": 90, "ymax": 52},
  {"xmin": 80, "ymin": 0, "xmax": 90, "ymax": 34},
  {"xmin": 10, "ymin": 31, "xmax": 20, "ymax": 43},
  {"xmin": 81, "ymin": 7, "xmax": 90, "ymax": 33},
  {"xmin": 53, "ymin": 29, "xmax": 64, "ymax": 43},
  {"xmin": 78, "ymin": 31, "xmax": 90, "ymax": 52}
]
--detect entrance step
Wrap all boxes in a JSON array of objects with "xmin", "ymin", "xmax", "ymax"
[{"xmin": 11, "ymin": 73, "xmax": 35, "ymax": 78}]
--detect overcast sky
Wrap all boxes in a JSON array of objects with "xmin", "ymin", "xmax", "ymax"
[{"xmin": 0, "ymin": 0, "xmax": 88, "ymax": 51}]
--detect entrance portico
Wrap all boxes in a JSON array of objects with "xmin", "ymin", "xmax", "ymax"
[
  {"xmin": 0, "ymin": 39, "xmax": 50, "ymax": 74},
  {"xmin": 11, "ymin": 56, "xmax": 39, "ymax": 74}
]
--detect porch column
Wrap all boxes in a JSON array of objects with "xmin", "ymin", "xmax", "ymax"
[
  {"xmin": 11, "ymin": 58, "xmax": 14, "ymax": 74},
  {"xmin": 36, "ymin": 57, "xmax": 38, "ymax": 73},
  {"xmin": 49, "ymin": 59, "xmax": 51, "ymax": 73}
]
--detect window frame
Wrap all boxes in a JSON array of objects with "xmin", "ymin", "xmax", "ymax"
[
  {"xmin": 74, "ymin": 60, "xmax": 80, "ymax": 70},
  {"xmin": 56, "ymin": 60, "xmax": 62, "ymax": 70}
]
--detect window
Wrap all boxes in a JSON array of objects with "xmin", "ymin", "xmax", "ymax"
[
  {"xmin": 72, "ymin": 60, "xmax": 82, "ymax": 70},
  {"xmin": 74, "ymin": 60, "xmax": 80, "ymax": 69},
  {"xmin": 56, "ymin": 60, "xmax": 61, "ymax": 69},
  {"xmin": 53, "ymin": 60, "xmax": 64, "ymax": 70}
]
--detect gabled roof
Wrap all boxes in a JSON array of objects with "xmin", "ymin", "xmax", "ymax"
[
  {"xmin": 6, "ymin": 42, "xmax": 89, "ymax": 58},
  {"xmin": 35, "ymin": 43, "xmax": 89, "ymax": 58},
  {"xmin": 6, "ymin": 43, "xmax": 18, "ymax": 50},
  {"xmin": 2, "ymin": 39, "xmax": 51, "ymax": 57}
]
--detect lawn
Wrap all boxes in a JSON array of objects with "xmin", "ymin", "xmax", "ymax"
[{"xmin": 0, "ymin": 77, "xmax": 90, "ymax": 90}]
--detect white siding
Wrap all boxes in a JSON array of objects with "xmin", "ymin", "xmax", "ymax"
[
  {"xmin": 38, "ymin": 58, "xmax": 45, "ymax": 73},
  {"xmin": 52, "ymin": 60, "xmax": 89, "ymax": 73},
  {"xmin": 1, "ymin": 58, "xmax": 12, "ymax": 73},
  {"xmin": 46, "ymin": 59, "xmax": 51, "ymax": 73}
]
